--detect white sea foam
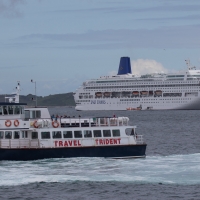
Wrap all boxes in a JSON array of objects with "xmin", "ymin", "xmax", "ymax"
[{"xmin": 0, "ymin": 153, "xmax": 200, "ymax": 186}]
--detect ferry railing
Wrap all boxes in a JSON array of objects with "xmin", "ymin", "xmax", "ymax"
[
  {"xmin": 135, "ymin": 135, "xmax": 144, "ymax": 144},
  {"xmin": 93, "ymin": 117, "xmax": 129, "ymax": 127},
  {"xmin": 0, "ymin": 139, "xmax": 41, "ymax": 148}
]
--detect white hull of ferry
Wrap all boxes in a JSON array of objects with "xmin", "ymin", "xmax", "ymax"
[{"xmin": 75, "ymin": 96, "xmax": 200, "ymax": 111}]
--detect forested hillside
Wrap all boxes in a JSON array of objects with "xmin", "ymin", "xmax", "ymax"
[{"xmin": 0, "ymin": 93, "xmax": 75, "ymax": 106}]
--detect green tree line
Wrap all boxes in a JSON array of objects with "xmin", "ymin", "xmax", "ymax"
[{"xmin": 0, "ymin": 93, "xmax": 75, "ymax": 106}]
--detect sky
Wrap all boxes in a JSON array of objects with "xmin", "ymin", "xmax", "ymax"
[{"xmin": 0, "ymin": 0, "xmax": 200, "ymax": 96}]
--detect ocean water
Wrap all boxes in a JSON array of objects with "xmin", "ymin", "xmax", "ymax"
[{"xmin": 0, "ymin": 107, "xmax": 200, "ymax": 199}]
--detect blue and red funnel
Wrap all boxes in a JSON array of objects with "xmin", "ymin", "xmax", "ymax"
[{"xmin": 117, "ymin": 57, "xmax": 132, "ymax": 75}]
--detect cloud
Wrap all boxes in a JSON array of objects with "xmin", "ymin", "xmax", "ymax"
[
  {"xmin": 131, "ymin": 59, "xmax": 168, "ymax": 75},
  {"xmin": 51, "ymin": 3, "xmax": 200, "ymax": 15},
  {"xmin": 16, "ymin": 24, "xmax": 200, "ymax": 49},
  {"xmin": 0, "ymin": 0, "xmax": 25, "ymax": 18}
]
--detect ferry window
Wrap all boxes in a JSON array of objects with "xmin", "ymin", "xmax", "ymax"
[
  {"xmin": 125, "ymin": 128, "xmax": 135, "ymax": 136},
  {"xmin": 41, "ymin": 132, "xmax": 51, "ymax": 139},
  {"xmin": 22, "ymin": 131, "xmax": 28, "ymax": 138},
  {"xmin": 36, "ymin": 111, "xmax": 41, "ymax": 118},
  {"xmin": 14, "ymin": 106, "xmax": 20, "ymax": 114},
  {"xmin": 25, "ymin": 110, "xmax": 30, "ymax": 118},
  {"xmin": 93, "ymin": 130, "xmax": 101, "ymax": 137},
  {"xmin": 30, "ymin": 110, "xmax": 41, "ymax": 119},
  {"xmin": 14, "ymin": 131, "xmax": 20, "ymax": 139},
  {"xmin": 74, "ymin": 131, "xmax": 82, "ymax": 138},
  {"xmin": 3, "ymin": 106, "xmax": 8, "ymax": 115},
  {"xmin": 112, "ymin": 129, "xmax": 120, "ymax": 137},
  {"xmin": 32, "ymin": 132, "xmax": 38, "ymax": 139},
  {"xmin": 30, "ymin": 111, "xmax": 35, "ymax": 118},
  {"xmin": 0, "ymin": 131, "xmax": 4, "ymax": 139},
  {"xmin": 103, "ymin": 130, "xmax": 111, "ymax": 137},
  {"xmin": 21, "ymin": 106, "xmax": 25, "ymax": 114},
  {"xmin": 0, "ymin": 106, "xmax": 2, "ymax": 115},
  {"xmin": 63, "ymin": 131, "xmax": 73, "ymax": 138},
  {"xmin": 52, "ymin": 131, "xmax": 62, "ymax": 139},
  {"xmin": 84, "ymin": 130, "xmax": 92, "ymax": 138},
  {"xmin": 5, "ymin": 131, "xmax": 12, "ymax": 139},
  {"xmin": 8, "ymin": 106, "xmax": 14, "ymax": 115}
]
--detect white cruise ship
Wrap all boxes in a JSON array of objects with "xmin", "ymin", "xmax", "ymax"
[{"xmin": 74, "ymin": 57, "xmax": 200, "ymax": 110}]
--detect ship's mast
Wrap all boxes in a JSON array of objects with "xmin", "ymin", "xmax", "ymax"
[
  {"xmin": 185, "ymin": 59, "xmax": 196, "ymax": 70},
  {"xmin": 14, "ymin": 81, "xmax": 20, "ymax": 103},
  {"xmin": 5, "ymin": 81, "xmax": 20, "ymax": 103},
  {"xmin": 185, "ymin": 59, "xmax": 190, "ymax": 69}
]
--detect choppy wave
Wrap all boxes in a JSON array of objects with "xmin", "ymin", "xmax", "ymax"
[{"xmin": 0, "ymin": 153, "xmax": 200, "ymax": 186}]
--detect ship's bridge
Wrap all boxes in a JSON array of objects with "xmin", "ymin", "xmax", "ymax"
[{"xmin": 0, "ymin": 102, "xmax": 26, "ymax": 120}]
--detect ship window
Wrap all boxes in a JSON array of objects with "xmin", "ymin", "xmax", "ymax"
[
  {"xmin": 20, "ymin": 106, "xmax": 24, "ymax": 114},
  {"xmin": 125, "ymin": 128, "xmax": 135, "ymax": 136},
  {"xmin": 5, "ymin": 131, "xmax": 12, "ymax": 139},
  {"xmin": 25, "ymin": 110, "xmax": 30, "ymax": 118},
  {"xmin": 14, "ymin": 131, "xmax": 20, "ymax": 139},
  {"xmin": 32, "ymin": 132, "xmax": 38, "ymax": 139},
  {"xmin": 3, "ymin": 106, "xmax": 8, "ymax": 115},
  {"xmin": 8, "ymin": 106, "xmax": 14, "ymax": 115},
  {"xmin": 0, "ymin": 106, "xmax": 2, "ymax": 115},
  {"xmin": 52, "ymin": 131, "xmax": 62, "ymax": 139},
  {"xmin": 0, "ymin": 131, "xmax": 4, "ymax": 139},
  {"xmin": 14, "ymin": 106, "xmax": 20, "ymax": 114},
  {"xmin": 74, "ymin": 131, "xmax": 82, "ymax": 138},
  {"xmin": 41, "ymin": 132, "xmax": 50, "ymax": 139},
  {"xmin": 93, "ymin": 130, "xmax": 102, "ymax": 137},
  {"xmin": 22, "ymin": 131, "xmax": 28, "ymax": 138},
  {"xmin": 103, "ymin": 130, "xmax": 111, "ymax": 137},
  {"xmin": 63, "ymin": 131, "xmax": 72, "ymax": 138},
  {"xmin": 84, "ymin": 130, "xmax": 92, "ymax": 138},
  {"xmin": 30, "ymin": 110, "xmax": 41, "ymax": 119},
  {"xmin": 112, "ymin": 129, "xmax": 120, "ymax": 137}
]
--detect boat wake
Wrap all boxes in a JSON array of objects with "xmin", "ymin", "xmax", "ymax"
[{"xmin": 0, "ymin": 153, "xmax": 200, "ymax": 186}]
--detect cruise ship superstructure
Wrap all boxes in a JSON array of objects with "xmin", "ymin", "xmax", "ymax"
[{"xmin": 74, "ymin": 57, "xmax": 200, "ymax": 110}]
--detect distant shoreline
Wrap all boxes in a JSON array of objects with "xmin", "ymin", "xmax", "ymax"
[{"xmin": 0, "ymin": 93, "xmax": 75, "ymax": 107}]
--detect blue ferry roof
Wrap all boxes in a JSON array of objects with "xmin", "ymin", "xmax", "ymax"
[{"xmin": 0, "ymin": 102, "xmax": 27, "ymax": 106}]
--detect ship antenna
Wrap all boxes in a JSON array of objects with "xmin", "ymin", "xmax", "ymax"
[
  {"xmin": 15, "ymin": 81, "xmax": 20, "ymax": 103},
  {"xmin": 185, "ymin": 59, "xmax": 191, "ymax": 69},
  {"xmin": 4, "ymin": 81, "xmax": 20, "ymax": 103}
]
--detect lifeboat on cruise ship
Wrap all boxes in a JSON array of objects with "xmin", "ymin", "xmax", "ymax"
[
  {"xmin": 154, "ymin": 90, "xmax": 162, "ymax": 96},
  {"xmin": 95, "ymin": 92, "xmax": 102, "ymax": 97},
  {"xmin": 132, "ymin": 91, "xmax": 139, "ymax": 96},
  {"xmin": 104, "ymin": 92, "xmax": 111, "ymax": 97},
  {"xmin": 140, "ymin": 91, "xmax": 148, "ymax": 96}
]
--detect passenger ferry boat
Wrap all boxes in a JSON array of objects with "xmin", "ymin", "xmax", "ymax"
[
  {"xmin": 74, "ymin": 57, "xmax": 200, "ymax": 110},
  {"xmin": 0, "ymin": 83, "xmax": 146, "ymax": 160}
]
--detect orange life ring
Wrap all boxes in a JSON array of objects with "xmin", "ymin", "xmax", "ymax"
[
  {"xmin": 33, "ymin": 120, "xmax": 39, "ymax": 128},
  {"xmin": 52, "ymin": 121, "xmax": 59, "ymax": 128},
  {"xmin": 5, "ymin": 120, "xmax": 12, "ymax": 127},
  {"xmin": 14, "ymin": 120, "xmax": 19, "ymax": 127}
]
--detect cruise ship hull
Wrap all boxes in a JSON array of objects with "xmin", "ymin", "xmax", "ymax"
[
  {"xmin": 0, "ymin": 144, "xmax": 146, "ymax": 160},
  {"xmin": 75, "ymin": 96, "xmax": 200, "ymax": 110}
]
